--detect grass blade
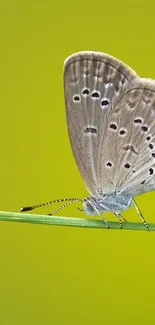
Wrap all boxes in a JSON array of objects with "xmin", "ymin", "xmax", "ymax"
[{"xmin": 0, "ymin": 211, "xmax": 154, "ymax": 231}]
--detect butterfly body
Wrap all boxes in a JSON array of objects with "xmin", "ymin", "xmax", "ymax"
[{"xmin": 83, "ymin": 193, "xmax": 133, "ymax": 216}]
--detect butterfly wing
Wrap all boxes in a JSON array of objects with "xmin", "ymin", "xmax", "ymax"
[
  {"xmin": 64, "ymin": 51, "xmax": 137, "ymax": 196},
  {"xmin": 106, "ymin": 77, "xmax": 155, "ymax": 198}
]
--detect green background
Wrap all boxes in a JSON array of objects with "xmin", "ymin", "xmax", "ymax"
[{"xmin": 0, "ymin": 0, "xmax": 155, "ymax": 324}]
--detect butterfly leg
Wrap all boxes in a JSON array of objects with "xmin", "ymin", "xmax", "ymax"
[
  {"xmin": 121, "ymin": 216, "xmax": 127, "ymax": 222},
  {"xmin": 117, "ymin": 213, "xmax": 127, "ymax": 222},
  {"xmin": 77, "ymin": 207, "xmax": 84, "ymax": 212},
  {"xmin": 132, "ymin": 199, "xmax": 149, "ymax": 231},
  {"xmin": 85, "ymin": 199, "xmax": 110, "ymax": 229},
  {"xmin": 79, "ymin": 207, "xmax": 109, "ymax": 228},
  {"xmin": 114, "ymin": 213, "xmax": 124, "ymax": 229},
  {"xmin": 101, "ymin": 214, "xmax": 110, "ymax": 229}
]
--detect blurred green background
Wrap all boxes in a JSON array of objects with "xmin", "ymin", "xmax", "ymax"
[{"xmin": 0, "ymin": 0, "xmax": 155, "ymax": 324}]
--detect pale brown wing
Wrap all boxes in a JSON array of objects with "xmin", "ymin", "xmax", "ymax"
[
  {"xmin": 101, "ymin": 77, "xmax": 155, "ymax": 197},
  {"xmin": 64, "ymin": 51, "xmax": 137, "ymax": 196}
]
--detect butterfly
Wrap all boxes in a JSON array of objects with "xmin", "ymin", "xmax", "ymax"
[{"xmin": 21, "ymin": 51, "xmax": 155, "ymax": 230}]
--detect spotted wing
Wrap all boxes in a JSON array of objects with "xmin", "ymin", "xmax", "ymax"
[
  {"xmin": 103, "ymin": 77, "xmax": 155, "ymax": 198},
  {"xmin": 64, "ymin": 51, "xmax": 137, "ymax": 196}
]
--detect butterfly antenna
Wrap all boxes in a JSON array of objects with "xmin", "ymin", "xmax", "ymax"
[
  {"xmin": 48, "ymin": 199, "xmax": 80, "ymax": 215},
  {"xmin": 20, "ymin": 198, "xmax": 82, "ymax": 212}
]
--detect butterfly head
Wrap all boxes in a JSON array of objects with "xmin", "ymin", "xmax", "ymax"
[{"xmin": 82, "ymin": 197, "xmax": 99, "ymax": 216}]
